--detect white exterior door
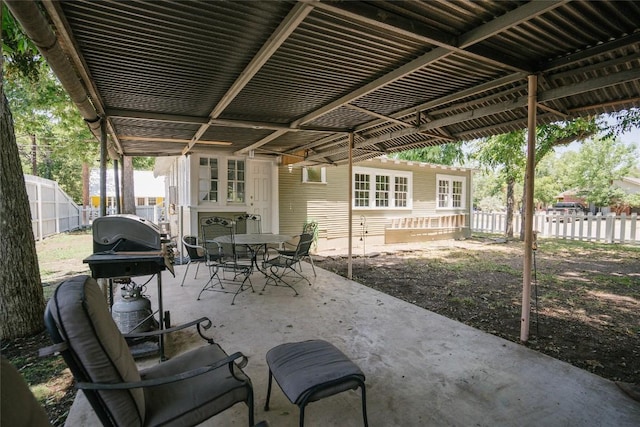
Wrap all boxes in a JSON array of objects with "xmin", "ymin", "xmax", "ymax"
[{"xmin": 248, "ymin": 160, "xmax": 272, "ymax": 232}]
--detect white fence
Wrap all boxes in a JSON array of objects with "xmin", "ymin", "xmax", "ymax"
[
  {"xmin": 25, "ymin": 175, "xmax": 82, "ymax": 241},
  {"xmin": 471, "ymin": 211, "xmax": 639, "ymax": 244},
  {"xmin": 23, "ymin": 173, "xmax": 638, "ymax": 245},
  {"xmin": 25, "ymin": 174, "xmax": 165, "ymax": 241},
  {"xmin": 81, "ymin": 205, "xmax": 165, "ymax": 225}
]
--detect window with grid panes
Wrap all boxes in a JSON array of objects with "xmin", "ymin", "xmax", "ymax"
[
  {"xmin": 198, "ymin": 157, "xmax": 218, "ymax": 202},
  {"xmin": 394, "ymin": 176, "xmax": 408, "ymax": 207},
  {"xmin": 438, "ymin": 179, "xmax": 449, "ymax": 208},
  {"xmin": 452, "ymin": 180, "xmax": 463, "ymax": 208},
  {"xmin": 227, "ymin": 159, "xmax": 245, "ymax": 203},
  {"xmin": 353, "ymin": 167, "xmax": 412, "ymax": 209},
  {"xmin": 436, "ymin": 174, "xmax": 466, "ymax": 209},
  {"xmin": 354, "ymin": 173, "xmax": 370, "ymax": 207},
  {"xmin": 375, "ymin": 175, "xmax": 389, "ymax": 207}
]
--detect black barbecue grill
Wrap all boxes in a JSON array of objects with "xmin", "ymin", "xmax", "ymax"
[
  {"xmin": 87, "ymin": 214, "xmax": 173, "ymax": 278},
  {"xmin": 93, "ymin": 213, "xmax": 162, "ymax": 251},
  {"xmin": 83, "ymin": 214, "xmax": 175, "ymax": 360}
]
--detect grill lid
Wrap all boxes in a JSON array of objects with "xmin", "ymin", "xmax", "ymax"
[{"xmin": 92, "ymin": 214, "xmax": 163, "ymax": 253}]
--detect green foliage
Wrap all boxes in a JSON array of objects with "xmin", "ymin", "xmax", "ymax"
[
  {"xmin": 533, "ymin": 155, "xmax": 562, "ymax": 207},
  {"xmin": 133, "ymin": 157, "xmax": 155, "ymax": 170},
  {"xmin": 5, "ymin": 69, "xmax": 98, "ymax": 201},
  {"xmin": 476, "ymin": 195, "xmax": 504, "ymax": 212},
  {"xmin": 534, "ymin": 118, "xmax": 598, "ymax": 163},
  {"xmin": 601, "ymin": 108, "xmax": 640, "ymax": 138},
  {"xmin": 469, "ymin": 118, "xmax": 601, "ymax": 211},
  {"xmin": 471, "ymin": 130, "xmax": 526, "ymax": 181},
  {"xmin": 623, "ymin": 192, "xmax": 640, "ymax": 207},
  {"xmin": 2, "ymin": 5, "xmax": 42, "ymax": 81},
  {"xmin": 3, "ymin": 8, "xmax": 99, "ymax": 202},
  {"xmin": 393, "ymin": 142, "xmax": 465, "ymax": 166},
  {"xmin": 562, "ymin": 137, "xmax": 637, "ymax": 206},
  {"xmin": 473, "ymin": 169, "xmax": 503, "ymax": 203}
]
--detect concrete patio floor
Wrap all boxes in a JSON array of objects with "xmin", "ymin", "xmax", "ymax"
[{"xmin": 65, "ymin": 256, "xmax": 640, "ymax": 426}]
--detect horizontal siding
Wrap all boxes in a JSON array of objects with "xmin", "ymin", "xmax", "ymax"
[{"xmin": 278, "ymin": 158, "xmax": 473, "ymax": 242}]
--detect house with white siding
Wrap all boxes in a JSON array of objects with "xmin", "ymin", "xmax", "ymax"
[{"xmin": 154, "ymin": 154, "xmax": 473, "ymax": 252}]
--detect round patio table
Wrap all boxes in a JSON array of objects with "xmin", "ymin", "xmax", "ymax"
[{"xmin": 212, "ymin": 233, "xmax": 292, "ymax": 275}]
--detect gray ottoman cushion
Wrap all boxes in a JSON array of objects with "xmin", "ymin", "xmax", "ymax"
[{"xmin": 266, "ymin": 339, "xmax": 364, "ymax": 405}]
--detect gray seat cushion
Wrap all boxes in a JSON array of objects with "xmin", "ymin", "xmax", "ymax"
[
  {"xmin": 48, "ymin": 275, "xmax": 145, "ymax": 425},
  {"xmin": 266, "ymin": 340, "xmax": 364, "ymax": 405},
  {"xmin": 142, "ymin": 344, "xmax": 251, "ymax": 426}
]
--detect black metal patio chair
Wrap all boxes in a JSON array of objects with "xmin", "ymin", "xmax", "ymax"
[
  {"xmin": 262, "ymin": 233, "xmax": 314, "ymax": 295},
  {"xmin": 278, "ymin": 222, "xmax": 317, "ymax": 277},
  {"xmin": 199, "ymin": 216, "xmax": 253, "ymax": 304},
  {"xmin": 180, "ymin": 235, "xmax": 207, "ymax": 287},
  {"xmin": 235, "ymin": 213, "xmax": 262, "ymax": 234},
  {"xmin": 41, "ymin": 275, "xmax": 255, "ymax": 426}
]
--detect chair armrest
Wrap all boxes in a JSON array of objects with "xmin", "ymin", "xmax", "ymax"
[
  {"xmin": 124, "ymin": 316, "xmax": 214, "ymax": 344},
  {"xmin": 76, "ymin": 351, "xmax": 248, "ymax": 390},
  {"xmin": 262, "ymin": 246, "xmax": 282, "ymax": 263},
  {"xmin": 282, "ymin": 241, "xmax": 296, "ymax": 250}
]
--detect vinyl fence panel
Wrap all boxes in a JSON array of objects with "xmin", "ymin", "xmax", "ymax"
[
  {"xmin": 24, "ymin": 175, "xmax": 82, "ymax": 241},
  {"xmin": 472, "ymin": 211, "xmax": 639, "ymax": 245}
]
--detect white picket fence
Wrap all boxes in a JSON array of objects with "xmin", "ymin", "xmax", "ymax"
[
  {"xmin": 471, "ymin": 211, "xmax": 639, "ymax": 244},
  {"xmin": 24, "ymin": 174, "xmax": 165, "ymax": 241}
]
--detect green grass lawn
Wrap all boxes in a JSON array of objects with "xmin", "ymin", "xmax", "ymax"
[{"xmin": 36, "ymin": 230, "xmax": 93, "ymax": 297}]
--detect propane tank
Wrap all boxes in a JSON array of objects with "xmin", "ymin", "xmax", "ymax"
[{"xmin": 111, "ymin": 281, "xmax": 156, "ymax": 334}]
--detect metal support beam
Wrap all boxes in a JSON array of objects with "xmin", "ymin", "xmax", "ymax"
[
  {"xmin": 347, "ymin": 133, "xmax": 354, "ymax": 280},
  {"xmin": 521, "ymin": 75, "xmax": 537, "ymax": 343},
  {"xmin": 113, "ymin": 159, "xmax": 121, "ymax": 214},
  {"xmin": 100, "ymin": 119, "xmax": 107, "ymax": 217},
  {"xmin": 182, "ymin": 2, "xmax": 314, "ymax": 155}
]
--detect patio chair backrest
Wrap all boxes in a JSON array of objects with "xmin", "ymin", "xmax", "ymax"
[
  {"xmin": 294, "ymin": 233, "xmax": 314, "ymax": 259},
  {"xmin": 44, "ymin": 275, "xmax": 145, "ymax": 426},
  {"xmin": 183, "ymin": 235, "xmax": 205, "ymax": 260},
  {"xmin": 236, "ymin": 213, "xmax": 262, "ymax": 234},
  {"xmin": 201, "ymin": 216, "xmax": 236, "ymax": 260}
]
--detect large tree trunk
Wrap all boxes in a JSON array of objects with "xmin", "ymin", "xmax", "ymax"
[
  {"xmin": 0, "ymin": 93, "xmax": 45, "ymax": 339},
  {"xmin": 122, "ymin": 155, "xmax": 136, "ymax": 214},
  {"xmin": 505, "ymin": 176, "xmax": 515, "ymax": 238}
]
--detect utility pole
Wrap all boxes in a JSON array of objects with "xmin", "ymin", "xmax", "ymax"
[{"xmin": 30, "ymin": 134, "xmax": 37, "ymax": 175}]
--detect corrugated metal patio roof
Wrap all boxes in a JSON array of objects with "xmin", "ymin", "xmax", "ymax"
[{"xmin": 10, "ymin": 0, "xmax": 640, "ymax": 165}]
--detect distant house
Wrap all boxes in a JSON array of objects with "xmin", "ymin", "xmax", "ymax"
[
  {"xmin": 89, "ymin": 169, "xmax": 165, "ymax": 209},
  {"xmin": 554, "ymin": 190, "xmax": 591, "ymax": 213},
  {"xmin": 612, "ymin": 177, "xmax": 640, "ymax": 195},
  {"xmin": 612, "ymin": 177, "xmax": 640, "ymax": 214},
  {"xmin": 155, "ymin": 154, "xmax": 473, "ymax": 252},
  {"xmin": 556, "ymin": 178, "xmax": 640, "ymax": 215}
]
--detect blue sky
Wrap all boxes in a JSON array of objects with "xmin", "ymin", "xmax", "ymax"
[{"xmin": 619, "ymin": 126, "xmax": 640, "ymax": 146}]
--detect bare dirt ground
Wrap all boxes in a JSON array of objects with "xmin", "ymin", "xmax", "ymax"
[{"xmin": 315, "ymin": 236, "xmax": 640, "ymax": 385}]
